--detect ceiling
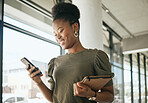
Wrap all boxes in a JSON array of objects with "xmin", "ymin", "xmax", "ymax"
[
  {"xmin": 5, "ymin": 0, "xmax": 148, "ymax": 56},
  {"xmin": 32, "ymin": 0, "xmax": 148, "ymax": 39},
  {"xmin": 102, "ymin": 0, "xmax": 148, "ymax": 39},
  {"xmin": 102, "ymin": 0, "xmax": 148, "ymax": 57},
  {"xmin": 32, "ymin": 0, "xmax": 55, "ymax": 11}
]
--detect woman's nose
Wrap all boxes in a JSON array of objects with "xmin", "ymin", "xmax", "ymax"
[{"xmin": 57, "ymin": 33, "xmax": 61, "ymax": 39}]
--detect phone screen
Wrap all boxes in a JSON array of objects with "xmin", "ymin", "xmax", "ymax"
[{"xmin": 21, "ymin": 57, "xmax": 42, "ymax": 75}]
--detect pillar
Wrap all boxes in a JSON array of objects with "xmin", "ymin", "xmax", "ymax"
[{"xmin": 73, "ymin": 0, "xmax": 103, "ymax": 50}]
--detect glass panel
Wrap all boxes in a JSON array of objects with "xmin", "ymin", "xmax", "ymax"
[
  {"xmin": 132, "ymin": 54, "xmax": 138, "ymax": 72},
  {"xmin": 103, "ymin": 30, "xmax": 109, "ymax": 47},
  {"xmin": 4, "ymin": 16, "xmax": 56, "ymax": 42},
  {"xmin": 113, "ymin": 43, "xmax": 122, "ymax": 67},
  {"xmin": 147, "ymin": 59, "xmax": 148, "ymax": 76},
  {"xmin": 113, "ymin": 53, "xmax": 122, "ymax": 67},
  {"xmin": 124, "ymin": 57, "xmax": 130, "ymax": 71},
  {"xmin": 2, "ymin": 27, "xmax": 60, "ymax": 103},
  {"xmin": 103, "ymin": 45, "xmax": 110, "ymax": 58},
  {"xmin": 140, "ymin": 55, "xmax": 145, "ymax": 103},
  {"xmin": 147, "ymin": 76, "xmax": 148, "ymax": 96},
  {"xmin": 112, "ymin": 66, "xmax": 123, "ymax": 103},
  {"xmin": 133, "ymin": 72, "xmax": 139, "ymax": 103},
  {"xmin": 132, "ymin": 54, "xmax": 139, "ymax": 103},
  {"xmin": 113, "ymin": 35, "xmax": 120, "ymax": 44},
  {"xmin": 141, "ymin": 74, "xmax": 145, "ymax": 103},
  {"xmin": 124, "ymin": 70, "xmax": 131, "ymax": 103},
  {"xmin": 4, "ymin": 0, "xmax": 53, "ymax": 40},
  {"xmin": 140, "ymin": 55, "xmax": 144, "ymax": 74}
]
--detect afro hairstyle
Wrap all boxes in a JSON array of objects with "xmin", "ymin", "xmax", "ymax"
[{"xmin": 51, "ymin": 2, "xmax": 80, "ymax": 26}]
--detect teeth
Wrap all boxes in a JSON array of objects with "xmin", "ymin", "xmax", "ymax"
[{"xmin": 60, "ymin": 40, "xmax": 64, "ymax": 44}]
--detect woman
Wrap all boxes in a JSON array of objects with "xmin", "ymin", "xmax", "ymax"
[{"xmin": 26, "ymin": 2, "xmax": 114, "ymax": 103}]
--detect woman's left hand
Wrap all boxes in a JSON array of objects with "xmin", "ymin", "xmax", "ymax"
[{"xmin": 73, "ymin": 81, "xmax": 95, "ymax": 98}]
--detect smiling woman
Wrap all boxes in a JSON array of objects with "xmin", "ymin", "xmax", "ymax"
[
  {"xmin": 52, "ymin": 2, "xmax": 80, "ymax": 51},
  {"xmin": 53, "ymin": 19, "xmax": 80, "ymax": 50},
  {"xmin": 25, "ymin": 2, "xmax": 114, "ymax": 103}
]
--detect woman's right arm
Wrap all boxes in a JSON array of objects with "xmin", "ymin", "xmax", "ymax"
[{"xmin": 26, "ymin": 65, "xmax": 53, "ymax": 102}]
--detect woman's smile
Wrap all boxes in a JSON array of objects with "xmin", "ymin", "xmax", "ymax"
[{"xmin": 59, "ymin": 39, "xmax": 65, "ymax": 45}]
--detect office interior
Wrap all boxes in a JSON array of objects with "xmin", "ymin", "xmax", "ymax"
[{"xmin": 0, "ymin": 0, "xmax": 148, "ymax": 103}]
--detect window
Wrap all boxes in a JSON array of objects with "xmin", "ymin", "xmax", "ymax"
[
  {"xmin": 112, "ymin": 66, "xmax": 123, "ymax": 103},
  {"xmin": 103, "ymin": 25, "xmax": 124, "ymax": 103},
  {"xmin": 3, "ymin": 18, "xmax": 60, "ymax": 103},
  {"xmin": 133, "ymin": 72, "xmax": 139, "ymax": 102},
  {"xmin": 132, "ymin": 54, "xmax": 139, "ymax": 103},
  {"xmin": 140, "ymin": 55, "xmax": 145, "ymax": 103},
  {"xmin": 124, "ymin": 59, "xmax": 131, "ymax": 103}
]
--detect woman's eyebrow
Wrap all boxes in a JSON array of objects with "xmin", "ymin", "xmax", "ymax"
[
  {"xmin": 57, "ymin": 27, "xmax": 63, "ymax": 31},
  {"xmin": 53, "ymin": 26, "xmax": 63, "ymax": 34},
  {"xmin": 53, "ymin": 26, "xmax": 63, "ymax": 33}
]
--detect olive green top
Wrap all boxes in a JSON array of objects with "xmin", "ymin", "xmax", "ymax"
[{"xmin": 48, "ymin": 49, "xmax": 114, "ymax": 103}]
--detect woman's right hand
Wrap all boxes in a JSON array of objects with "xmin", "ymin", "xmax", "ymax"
[{"xmin": 26, "ymin": 65, "xmax": 43, "ymax": 84}]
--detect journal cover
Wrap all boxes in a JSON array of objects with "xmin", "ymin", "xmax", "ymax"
[{"xmin": 81, "ymin": 75, "xmax": 112, "ymax": 91}]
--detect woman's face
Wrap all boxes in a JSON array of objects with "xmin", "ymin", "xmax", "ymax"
[{"xmin": 53, "ymin": 19, "xmax": 78, "ymax": 50}]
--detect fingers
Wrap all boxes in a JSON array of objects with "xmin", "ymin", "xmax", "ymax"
[
  {"xmin": 27, "ymin": 66, "xmax": 41, "ymax": 78},
  {"xmin": 25, "ymin": 65, "xmax": 43, "ymax": 84},
  {"xmin": 73, "ymin": 83, "xmax": 85, "ymax": 97},
  {"xmin": 26, "ymin": 64, "xmax": 30, "ymax": 71},
  {"xmin": 73, "ymin": 83, "xmax": 79, "ymax": 96},
  {"xmin": 30, "ymin": 70, "xmax": 41, "ymax": 78},
  {"xmin": 28, "ymin": 66, "xmax": 35, "ymax": 73},
  {"xmin": 73, "ymin": 81, "xmax": 92, "ymax": 97},
  {"xmin": 77, "ymin": 82, "xmax": 88, "ymax": 88},
  {"xmin": 39, "ymin": 74, "xmax": 43, "ymax": 77}
]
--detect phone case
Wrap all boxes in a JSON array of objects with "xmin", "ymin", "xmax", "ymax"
[{"xmin": 21, "ymin": 57, "xmax": 42, "ymax": 76}]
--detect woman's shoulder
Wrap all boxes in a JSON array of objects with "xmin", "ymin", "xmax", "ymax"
[
  {"xmin": 87, "ymin": 48, "xmax": 106, "ymax": 54},
  {"xmin": 51, "ymin": 53, "xmax": 69, "ymax": 62},
  {"xmin": 86, "ymin": 49, "xmax": 108, "ymax": 59},
  {"xmin": 49, "ymin": 49, "xmax": 108, "ymax": 62}
]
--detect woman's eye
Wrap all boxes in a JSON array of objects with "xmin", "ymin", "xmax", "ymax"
[
  {"xmin": 59, "ymin": 29, "xmax": 64, "ymax": 33},
  {"xmin": 54, "ymin": 33, "xmax": 57, "ymax": 37}
]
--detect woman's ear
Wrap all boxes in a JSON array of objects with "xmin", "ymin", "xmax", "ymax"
[{"xmin": 72, "ymin": 22, "xmax": 79, "ymax": 32}]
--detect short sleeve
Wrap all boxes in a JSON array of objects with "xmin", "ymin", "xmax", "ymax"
[
  {"xmin": 47, "ymin": 58, "xmax": 55, "ymax": 90},
  {"xmin": 94, "ymin": 50, "xmax": 114, "ymax": 87}
]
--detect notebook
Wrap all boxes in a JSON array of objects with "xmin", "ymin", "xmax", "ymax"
[{"xmin": 81, "ymin": 75, "xmax": 112, "ymax": 91}]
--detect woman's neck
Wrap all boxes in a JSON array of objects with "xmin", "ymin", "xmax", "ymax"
[{"xmin": 67, "ymin": 41, "xmax": 85, "ymax": 54}]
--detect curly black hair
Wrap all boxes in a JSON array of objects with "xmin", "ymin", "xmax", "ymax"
[{"xmin": 51, "ymin": 2, "xmax": 80, "ymax": 27}]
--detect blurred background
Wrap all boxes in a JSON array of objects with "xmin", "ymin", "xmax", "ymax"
[{"xmin": 0, "ymin": 0, "xmax": 148, "ymax": 103}]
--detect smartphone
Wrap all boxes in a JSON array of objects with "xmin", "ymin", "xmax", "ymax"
[{"xmin": 21, "ymin": 57, "xmax": 42, "ymax": 76}]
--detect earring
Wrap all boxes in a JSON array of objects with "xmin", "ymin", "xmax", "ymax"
[{"xmin": 74, "ymin": 31, "xmax": 79, "ymax": 38}]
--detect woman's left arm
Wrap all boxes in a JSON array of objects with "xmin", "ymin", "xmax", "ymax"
[
  {"xmin": 95, "ymin": 85, "xmax": 114, "ymax": 102},
  {"xmin": 73, "ymin": 81, "xmax": 114, "ymax": 103}
]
